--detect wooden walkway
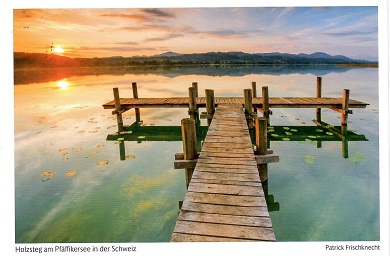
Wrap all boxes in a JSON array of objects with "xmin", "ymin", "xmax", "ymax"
[
  {"xmin": 171, "ymin": 104, "xmax": 276, "ymax": 242},
  {"xmin": 102, "ymin": 96, "xmax": 368, "ymax": 109}
]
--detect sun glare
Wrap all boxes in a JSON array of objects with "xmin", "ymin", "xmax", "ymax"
[
  {"xmin": 53, "ymin": 46, "xmax": 64, "ymax": 54},
  {"xmin": 57, "ymin": 79, "xmax": 69, "ymax": 90}
]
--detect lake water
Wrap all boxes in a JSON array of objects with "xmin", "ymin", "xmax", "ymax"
[{"xmin": 14, "ymin": 65, "xmax": 379, "ymax": 242}]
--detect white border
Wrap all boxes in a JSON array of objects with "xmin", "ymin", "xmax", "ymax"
[{"xmin": 1, "ymin": 1, "xmax": 388, "ymax": 256}]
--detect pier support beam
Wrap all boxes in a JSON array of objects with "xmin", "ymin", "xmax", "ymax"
[
  {"xmin": 244, "ymin": 89, "xmax": 254, "ymax": 129},
  {"xmin": 181, "ymin": 118, "xmax": 198, "ymax": 188},
  {"xmin": 132, "ymin": 82, "xmax": 141, "ymax": 124},
  {"xmin": 252, "ymin": 82, "xmax": 258, "ymax": 114},
  {"xmin": 341, "ymin": 89, "xmax": 350, "ymax": 135},
  {"xmin": 188, "ymin": 87, "xmax": 199, "ymax": 123},
  {"xmin": 205, "ymin": 89, "xmax": 215, "ymax": 126},
  {"xmin": 262, "ymin": 86, "xmax": 270, "ymax": 126},
  {"xmin": 255, "ymin": 117, "xmax": 268, "ymax": 182},
  {"xmin": 316, "ymin": 77, "xmax": 322, "ymax": 122},
  {"xmin": 113, "ymin": 87, "xmax": 124, "ymax": 133}
]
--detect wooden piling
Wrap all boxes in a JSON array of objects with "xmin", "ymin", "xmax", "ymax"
[
  {"xmin": 262, "ymin": 86, "xmax": 270, "ymax": 126},
  {"xmin": 188, "ymin": 87, "xmax": 198, "ymax": 123},
  {"xmin": 255, "ymin": 117, "xmax": 268, "ymax": 182},
  {"xmin": 252, "ymin": 82, "xmax": 258, "ymax": 113},
  {"xmin": 113, "ymin": 87, "xmax": 123, "ymax": 132},
  {"xmin": 341, "ymin": 89, "xmax": 350, "ymax": 134},
  {"xmin": 132, "ymin": 82, "xmax": 141, "ymax": 123},
  {"xmin": 181, "ymin": 118, "xmax": 198, "ymax": 188},
  {"xmin": 205, "ymin": 89, "xmax": 215, "ymax": 126},
  {"xmin": 192, "ymin": 82, "xmax": 198, "ymax": 97},
  {"xmin": 244, "ymin": 89, "xmax": 253, "ymax": 129},
  {"xmin": 316, "ymin": 77, "xmax": 322, "ymax": 122}
]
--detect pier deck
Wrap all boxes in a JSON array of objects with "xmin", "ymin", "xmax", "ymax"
[
  {"xmin": 171, "ymin": 104, "xmax": 276, "ymax": 242},
  {"xmin": 102, "ymin": 96, "xmax": 368, "ymax": 109}
]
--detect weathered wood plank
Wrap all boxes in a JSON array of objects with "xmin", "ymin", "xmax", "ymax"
[
  {"xmin": 184, "ymin": 191, "xmax": 267, "ymax": 207},
  {"xmin": 171, "ymin": 233, "xmax": 257, "ymax": 242},
  {"xmin": 181, "ymin": 201, "xmax": 270, "ymax": 217},
  {"xmin": 190, "ymin": 178, "xmax": 262, "ymax": 187},
  {"xmin": 173, "ymin": 220, "xmax": 275, "ymax": 241},
  {"xmin": 188, "ymin": 181, "xmax": 263, "ymax": 195},
  {"xmin": 178, "ymin": 211, "xmax": 272, "ymax": 227}
]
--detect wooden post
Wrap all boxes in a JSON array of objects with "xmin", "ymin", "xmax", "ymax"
[
  {"xmin": 341, "ymin": 89, "xmax": 350, "ymax": 134},
  {"xmin": 252, "ymin": 82, "xmax": 257, "ymax": 113},
  {"xmin": 342, "ymin": 138, "xmax": 349, "ymax": 159},
  {"xmin": 113, "ymin": 87, "xmax": 123, "ymax": 133},
  {"xmin": 192, "ymin": 82, "xmax": 198, "ymax": 97},
  {"xmin": 262, "ymin": 86, "xmax": 270, "ymax": 126},
  {"xmin": 188, "ymin": 87, "xmax": 198, "ymax": 123},
  {"xmin": 119, "ymin": 140, "xmax": 125, "ymax": 161},
  {"xmin": 255, "ymin": 117, "xmax": 268, "ymax": 182},
  {"xmin": 181, "ymin": 118, "xmax": 197, "ymax": 188},
  {"xmin": 132, "ymin": 82, "xmax": 141, "ymax": 123},
  {"xmin": 316, "ymin": 77, "xmax": 322, "ymax": 122},
  {"xmin": 205, "ymin": 89, "xmax": 215, "ymax": 126},
  {"xmin": 244, "ymin": 89, "xmax": 253, "ymax": 129}
]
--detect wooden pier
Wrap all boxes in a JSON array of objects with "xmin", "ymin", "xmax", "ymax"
[
  {"xmin": 171, "ymin": 104, "xmax": 276, "ymax": 242},
  {"xmin": 102, "ymin": 77, "xmax": 369, "ymax": 242}
]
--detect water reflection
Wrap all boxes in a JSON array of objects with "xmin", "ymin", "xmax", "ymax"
[
  {"xmin": 57, "ymin": 79, "xmax": 69, "ymax": 90},
  {"xmin": 14, "ymin": 65, "xmax": 359, "ymax": 85}
]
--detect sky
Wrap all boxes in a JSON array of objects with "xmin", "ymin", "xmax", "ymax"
[
  {"xmin": 13, "ymin": 7, "xmax": 378, "ymax": 61},
  {"xmin": 13, "ymin": 6, "xmax": 378, "ymax": 60}
]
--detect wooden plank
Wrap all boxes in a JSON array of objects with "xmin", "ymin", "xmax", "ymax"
[
  {"xmin": 184, "ymin": 191, "xmax": 266, "ymax": 207},
  {"xmin": 192, "ymin": 171, "xmax": 260, "ymax": 182},
  {"xmin": 171, "ymin": 233, "xmax": 257, "ymax": 242},
  {"xmin": 190, "ymin": 178, "xmax": 262, "ymax": 187},
  {"xmin": 173, "ymin": 220, "xmax": 275, "ymax": 241},
  {"xmin": 181, "ymin": 201, "xmax": 270, "ymax": 217},
  {"xmin": 178, "ymin": 211, "xmax": 272, "ymax": 227},
  {"xmin": 188, "ymin": 181, "xmax": 263, "ymax": 195}
]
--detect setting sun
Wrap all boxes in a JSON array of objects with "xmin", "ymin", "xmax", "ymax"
[{"xmin": 53, "ymin": 45, "xmax": 64, "ymax": 54}]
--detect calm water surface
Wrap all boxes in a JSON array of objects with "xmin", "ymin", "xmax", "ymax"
[{"xmin": 14, "ymin": 66, "xmax": 379, "ymax": 242}]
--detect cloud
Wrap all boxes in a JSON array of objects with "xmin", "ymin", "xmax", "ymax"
[
  {"xmin": 144, "ymin": 33, "xmax": 183, "ymax": 42},
  {"xmin": 142, "ymin": 9, "xmax": 175, "ymax": 18}
]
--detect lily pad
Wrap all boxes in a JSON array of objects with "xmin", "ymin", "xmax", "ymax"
[
  {"xmin": 283, "ymin": 127, "xmax": 290, "ymax": 130},
  {"xmin": 271, "ymin": 134, "xmax": 279, "ymax": 137},
  {"xmin": 290, "ymin": 129, "xmax": 298, "ymax": 132},
  {"xmin": 40, "ymin": 171, "xmax": 55, "ymax": 178},
  {"xmin": 304, "ymin": 155, "xmax": 315, "ymax": 164},
  {"xmin": 120, "ymin": 131, "xmax": 133, "ymax": 135},
  {"xmin": 308, "ymin": 135, "xmax": 317, "ymax": 139},
  {"xmin": 326, "ymin": 132, "xmax": 333, "ymax": 136},
  {"xmin": 137, "ymin": 136, "xmax": 146, "ymax": 139},
  {"xmin": 298, "ymin": 141, "xmax": 306, "ymax": 144},
  {"xmin": 65, "ymin": 170, "xmax": 77, "ymax": 177},
  {"xmin": 89, "ymin": 151, "xmax": 98, "ymax": 156},
  {"xmin": 76, "ymin": 148, "xmax": 83, "ymax": 152},
  {"xmin": 97, "ymin": 144, "xmax": 105, "ymax": 148},
  {"xmin": 117, "ymin": 138, "xmax": 125, "ymax": 141},
  {"xmin": 282, "ymin": 138, "xmax": 290, "ymax": 141},
  {"xmin": 96, "ymin": 160, "xmax": 109, "ymax": 166},
  {"xmin": 125, "ymin": 154, "xmax": 136, "ymax": 160},
  {"xmin": 316, "ymin": 129, "xmax": 323, "ymax": 132},
  {"xmin": 285, "ymin": 132, "xmax": 292, "ymax": 136}
]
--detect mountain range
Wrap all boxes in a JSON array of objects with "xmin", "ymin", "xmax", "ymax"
[{"xmin": 14, "ymin": 51, "xmax": 376, "ymax": 69}]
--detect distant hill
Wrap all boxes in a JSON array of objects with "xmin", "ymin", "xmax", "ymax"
[{"xmin": 14, "ymin": 51, "xmax": 376, "ymax": 69}]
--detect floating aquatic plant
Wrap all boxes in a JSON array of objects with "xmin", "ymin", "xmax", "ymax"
[
  {"xmin": 65, "ymin": 170, "xmax": 77, "ymax": 177},
  {"xmin": 89, "ymin": 151, "xmax": 98, "ymax": 156},
  {"xmin": 348, "ymin": 151, "xmax": 367, "ymax": 163},
  {"xmin": 137, "ymin": 136, "xmax": 146, "ymax": 139},
  {"xmin": 40, "ymin": 171, "xmax": 55, "ymax": 178},
  {"xmin": 271, "ymin": 134, "xmax": 278, "ymax": 137},
  {"xmin": 282, "ymin": 138, "xmax": 290, "ymax": 141},
  {"xmin": 308, "ymin": 135, "xmax": 317, "ymax": 139},
  {"xmin": 120, "ymin": 131, "xmax": 133, "ymax": 135},
  {"xmin": 96, "ymin": 160, "xmax": 109, "ymax": 166},
  {"xmin": 117, "ymin": 138, "xmax": 124, "ymax": 141},
  {"xmin": 304, "ymin": 155, "xmax": 315, "ymax": 164},
  {"xmin": 76, "ymin": 148, "xmax": 83, "ymax": 152},
  {"xmin": 283, "ymin": 127, "xmax": 290, "ymax": 130},
  {"xmin": 125, "ymin": 154, "xmax": 136, "ymax": 160},
  {"xmin": 326, "ymin": 132, "xmax": 334, "ymax": 136},
  {"xmin": 290, "ymin": 129, "xmax": 298, "ymax": 132},
  {"xmin": 97, "ymin": 144, "xmax": 105, "ymax": 148},
  {"xmin": 285, "ymin": 132, "xmax": 292, "ymax": 136},
  {"xmin": 316, "ymin": 129, "xmax": 323, "ymax": 132}
]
